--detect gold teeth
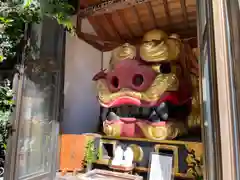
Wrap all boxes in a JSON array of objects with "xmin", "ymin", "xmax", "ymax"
[{"xmin": 103, "ymin": 121, "xmax": 186, "ymax": 140}]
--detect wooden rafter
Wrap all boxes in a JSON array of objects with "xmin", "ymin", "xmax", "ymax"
[
  {"xmin": 105, "ymin": 13, "xmax": 122, "ymax": 40},
  {"xmin": 87, "ymin": 16, "xmax": 106, "ymax": 40},
  {"xmin": 117, "ymin": 9, "xmax": 134, "ymax": 38},
  {"xmin": 133, "ymin": 6, "xmax": 144, "ymax": 32},
  {"xmin": 102, "ymin": 14, "xmax": 121, "ymax": 40},
  {"xmin": 101, "ymin": 31, "xmax": 198, "ymax": 52},
  {"xmin": 75, "ymin": 16, "xmax": 103, "ymax": 50},
  {"xmin": 163, "ymin": 0, "xmax": 171, "ymax": 25},
  {"xmin": 180, "ymin": 0, "xmax": 189, "ymax": 26},
  {"xmin": 77, "ymin": 32, "xmax": 103, "ymax": 42},
  {"xmin": 146, "ymin": 2, "xmax": 157, "ymax": 28},
  {"xmin": 77, "ymin": 33, "xmax": 104, "ymax": 50},
  {"xmin": 77, "ymin": 31, "xmax": 121, "ymax": 43},
  {"xmin": 76, "ymin": 26, "xmax": 197, "ymax": 52},
  {"xmin": 77, "ymin": 0, "xmax": 197, "ymax": 52},
  {"xmin": 76, "ymin": 29, "xmax": 120, "ymax": 51},
  {"xmin": 78, "ymin": 0, "xmax": 154, "ymax": 18}
]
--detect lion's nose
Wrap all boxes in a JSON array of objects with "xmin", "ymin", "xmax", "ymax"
[{"xmin": 106, "ymin": 60, "xmax": 156, "ymax": 92}]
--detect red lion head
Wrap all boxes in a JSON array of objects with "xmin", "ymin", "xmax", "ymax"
[{"xmin": 93, "ymin": 29, "xmax": 200, "ymax": 140}]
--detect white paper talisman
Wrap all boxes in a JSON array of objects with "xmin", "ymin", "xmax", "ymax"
[{"xmin": 148, "ymin": 153, "xmax": 173, "ymax": 180}]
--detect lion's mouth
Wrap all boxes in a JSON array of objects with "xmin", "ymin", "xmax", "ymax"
[{"xmin": 101, "ymin": 100, "xmax": 189, "ymax": 123}]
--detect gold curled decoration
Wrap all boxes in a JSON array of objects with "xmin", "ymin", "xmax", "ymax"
[
  {"xmin": 185, "ymin": 143, "xmax": 203, "ymax": 177},
  {"xmin": 110, "ymin": 43, "xmax": 136, "ymax": 68},
  {"xmin": 151, "ymin": 126, "xmax": 168, "ymax": 139},
  {"xmin": 142, "ymin": 29, "xmax": 168, "ymax": 42},
  {"xmin": 140, "ymin": 29, "xmax": 181, "ymax": 62},
  {"xmin": 96, "ymin": 72, "xmax": 179, "ymax": 105},
  {"xmin": 103, "ymin": 124, "xmax": 113, "ymax": 135},
  {"xmin": 187, "ymin": 74, "xmax": 201, "ymax": 128},
  {"xmin": 187, "ymin": 113, "xmax": 201, "ymax": 129},
  {"xmin": 103, "ymin": 122, "xmax": 121, "ymax": 137},
  {"xmin": 103, "ymin": 120, "xmax": 187, "ymax": 141},
  {"xmin": 129, "ymin": 144, "xmax": 144, "ymax": 162},
  {"xmin": 137, "ymin": 121, "xmax": 187, "ymax": 140},
  {"xmin": 154, "ymin": 144, "xmax": 179, "ymax": 173}
]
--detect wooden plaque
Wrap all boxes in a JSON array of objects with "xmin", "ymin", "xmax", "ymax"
[
  {"xmin": 59, "ymin": 134, "xmax": 86, "ymax": 171},
  {"xmin": 59, "ymin": 134, "xmax": 101, "ymax": 171}
]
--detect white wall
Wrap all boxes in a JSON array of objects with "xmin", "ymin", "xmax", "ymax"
[
  {"xmin": 62, "ymin": 28, "xmax": 102, "ymax": 134},
  {"xmin": 103, "ymin": 51, "xmax": 112, "ymax": 69}
]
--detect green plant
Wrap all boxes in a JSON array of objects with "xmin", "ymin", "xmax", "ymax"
[
  {"xmin": 83, "ymin": 140, "xmax": 99, "ymax": 167},
  {"xmin": 0, "ymin": 0, "xmax": 75, "ymax": 159},
  {"xmin": 0, "ymin": 80, "xmax": 14, "ymax": 147},
  {"xmin": 0, "ymin": 0, "xmax": 75, "ymax": 62}
]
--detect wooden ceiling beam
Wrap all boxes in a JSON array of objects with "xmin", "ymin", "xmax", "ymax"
[
  {"xmin": 163, "ymin": 0, "xmax": 171, "ymax": 25},
  {"xmin": 77, "ymin": 31, "xmax": 102, "ymax": 42},
  {"xmin": 104, "ymin": 14, "xmax": 122, "ymax": 40},
  {"xmin": 78, "ymin": 0, "xmax": 154, "ymax": 19},
  {"xmin": 75, "ymin": 27, "xmax": 197, "ymax": 52},
  {"xmin": 180, "ymin": 0, "xmax": 189, "ymax": 27},
  {"xmin": 87, "ymin": 40, "xmax": 104, "ymax": 50},
  {"xmin": 146, "ymin": 2, "xmax": 158, "ymax": 28},
  {"xmin": 87, "ymin": 16, "xmax": 107, "ymax": 40},
  {"xmin": 77, "ymin": 31, "xmax": 121, "ymax": 44},
  {"xmin": 76, "ymin": 30, "xmax": 120, "ymax": 51},
  {"xmin": 133, "ymin": 6, "xmax": 144, "ymax": 33},
  {"xmin": 101, "ymin": 31, "xmax": 198, "ymax": 52},
  {"xmin": 117, "ymin": 9, "xmax": 135, "ymax": 38},
  {"xmin": 75, "ymin": 15, "xmax": 103, "ymax": 49}
]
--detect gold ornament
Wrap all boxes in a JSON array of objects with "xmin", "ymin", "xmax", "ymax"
[{"xmin": 140, "ymin": 29, "xmax": 181, "ymax": 62}]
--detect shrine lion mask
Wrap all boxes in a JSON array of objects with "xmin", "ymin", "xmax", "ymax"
[{"xmin": 93, "ymin": 29, "xmax": 199, "ymax": 140}]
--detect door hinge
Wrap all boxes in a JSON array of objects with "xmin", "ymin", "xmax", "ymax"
[{"xmin": 6, "ymin": 124, "xmax": 16, "ymax": 136}]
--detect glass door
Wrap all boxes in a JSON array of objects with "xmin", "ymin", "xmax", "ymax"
[
  {"xmin": 4, "ymin": 18, "xmax": 65, "ymax": 180},
  {"xmin": 12, "ymin": 65, "xmax": 59, "ymax": 180},
  {"xmin": 197, "ymin": 0, "xmax": 223, "ymax": 179}
]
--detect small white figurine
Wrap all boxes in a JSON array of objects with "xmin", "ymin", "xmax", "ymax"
[
  {"xmin": 121, "ymin": 147, "xmax": 134, "ymax": 167},
  {"xmin": 111, "ymin": 145, "xmax": 124, "ymax": 166}
]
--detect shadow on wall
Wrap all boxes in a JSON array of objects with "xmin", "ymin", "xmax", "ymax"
[{"xmin": 61, "ymin": 31, "xmax": 102, "ymax": 134}]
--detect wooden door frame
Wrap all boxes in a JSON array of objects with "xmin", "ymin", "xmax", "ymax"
[
  {"xmin": 212, "ymin": 0, "xmax": 240, "ymax": 180},
  {"xmin": 4, "ymin": 18, "xmax": 65, "ymax": 180}
]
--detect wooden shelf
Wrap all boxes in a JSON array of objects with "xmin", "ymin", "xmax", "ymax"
[
  {"xmin": 95, "ymin": 160, "xmax": 194, "ymax": 179},
  {"xmin": 101, "ymin": 135, "xmax": 202, "ymax": 145}
]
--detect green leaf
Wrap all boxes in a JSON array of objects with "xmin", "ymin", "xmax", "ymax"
[
  {"xmin": 0, "ymin": 55, "xmax": 4, "ymax": 62},
  {"xmin": 24, "ymin": 0, "xmax": 33, "ymax": 8}
]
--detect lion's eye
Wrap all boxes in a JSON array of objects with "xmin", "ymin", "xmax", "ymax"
[
  {"xmin": 160, "ymin": 63, "xmax": 171, "ymax": 74},
  {"xmin": 144, "ymin": 41, "xmax": 156, "ymax": 47}
]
